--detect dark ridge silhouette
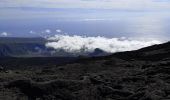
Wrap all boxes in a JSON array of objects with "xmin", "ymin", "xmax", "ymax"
[{"xmin": 112, "ymin": 41, "xmax": 170, "ymax": 61}]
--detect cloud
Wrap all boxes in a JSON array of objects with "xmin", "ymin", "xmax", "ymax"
[
  {"xmin": 0, "ymin": 32, "xmax": 8, "ymax": 37},
  {"xmin": 83, "ymin": 18, "xmax": 113, "ymax": 21},
  {"xmin": 56, "ymin": 29, "xmax": 62, "ymax": 33},
  {"xmin": 45, "ymin": 35, "xmax": 161, "ymax": 53},
  {"xmin": 1, "ymin": 0, "xmax": 170, "ymax": 20},
  {"xmin": 1, "ymin": 0, "xmax": 170, "ymax": 11},
  {"xmin": 45, "ymin": 29, "xmax": 51, "ymax": 34}
]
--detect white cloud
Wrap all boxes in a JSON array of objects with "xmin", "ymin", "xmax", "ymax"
[
  {"xmin": 0, "ymin": 32, "xmax": 8, "ymax": 37},
  {"xmin": 45, "ymin": 29, "xmax": 51, "ymax": 34},
  {"xmin": 56, "ymin": 29, "xmax": 62, "ymax": 33},
  {"xmin": 1, "ymin": 0, "xmax": 170, "ymax": 20},
  {"xmin": 1, "ymin": 0, "xmax": 170, "ymax": 11},
  {"xmin": 83, "ymin": 18, "xmax": 113, "ymax": 21},
  {"xmin": 45, "ymin": 35, "xmax": 161, "ymax": 53}
]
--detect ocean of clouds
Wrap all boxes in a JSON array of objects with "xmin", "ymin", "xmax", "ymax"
[{"xmin": 45, "ymin": 35, "xmax": 161, "ymax": 53}]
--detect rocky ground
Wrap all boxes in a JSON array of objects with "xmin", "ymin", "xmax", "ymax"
[{"xmin": 0, "ymin": 42, "xmax": 170, "ymax": 100}]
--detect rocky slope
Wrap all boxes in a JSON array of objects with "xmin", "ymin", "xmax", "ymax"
[{"xmin": 0, "ymin": 41, "xmax": 170, "ymax": 100}]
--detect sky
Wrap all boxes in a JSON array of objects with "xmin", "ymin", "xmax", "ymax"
[
  {"xmin": 0, "ymin": 0, "xmax": 170, "ymax": 41},
  {"xmin": 1, "ymin": 0, "xmax": 170, "ymax": 52},
  {"xmin": 1, "ymin": 0, "xmax": 170, "ymax": 19}
]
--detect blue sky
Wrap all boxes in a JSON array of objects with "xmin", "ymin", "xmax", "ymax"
[
  {"xmin": 0, "ymin": 0, "xmax": 170, "ymax": 40},
  {"xmin": 1, "ymin": 0, "xmax": 170, "ymax": 20}
]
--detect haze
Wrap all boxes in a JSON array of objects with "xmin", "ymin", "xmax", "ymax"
[{"xmin": 0, "ymin": 0, "xmax": 170, "ymax": 41}]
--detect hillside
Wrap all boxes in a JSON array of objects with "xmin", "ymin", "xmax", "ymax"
[
  {"xmin": 0, "ymin": 37, "xmax": 109, "ymax": 57},
  {"xmin": 112, "ymin": 41, "xmax": 170, "ymax": 61},
  {"xmin": 0, "ymin": 37, "xmax": 48, "ymax": 57},
  {"xmin": 0, "ymin": 41, "xmax": 170, "ymax": 100}
]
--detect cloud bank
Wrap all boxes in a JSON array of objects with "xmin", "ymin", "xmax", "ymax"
[
  {"xmin": 45, "ymin": 35, "xmax": 161, "ymax": 53},
  {"xmin": 1, "ymin": 0, "xmax": 170, "ymax": 11}
]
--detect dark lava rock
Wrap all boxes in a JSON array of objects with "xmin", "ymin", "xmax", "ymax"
[
  {"xmin": 1, "ymin": 41, "xmax": 170, "ymax": 100},
  {"xmin": 5, "ymin": 79, "xmax": 87, "ymax": 100}
]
